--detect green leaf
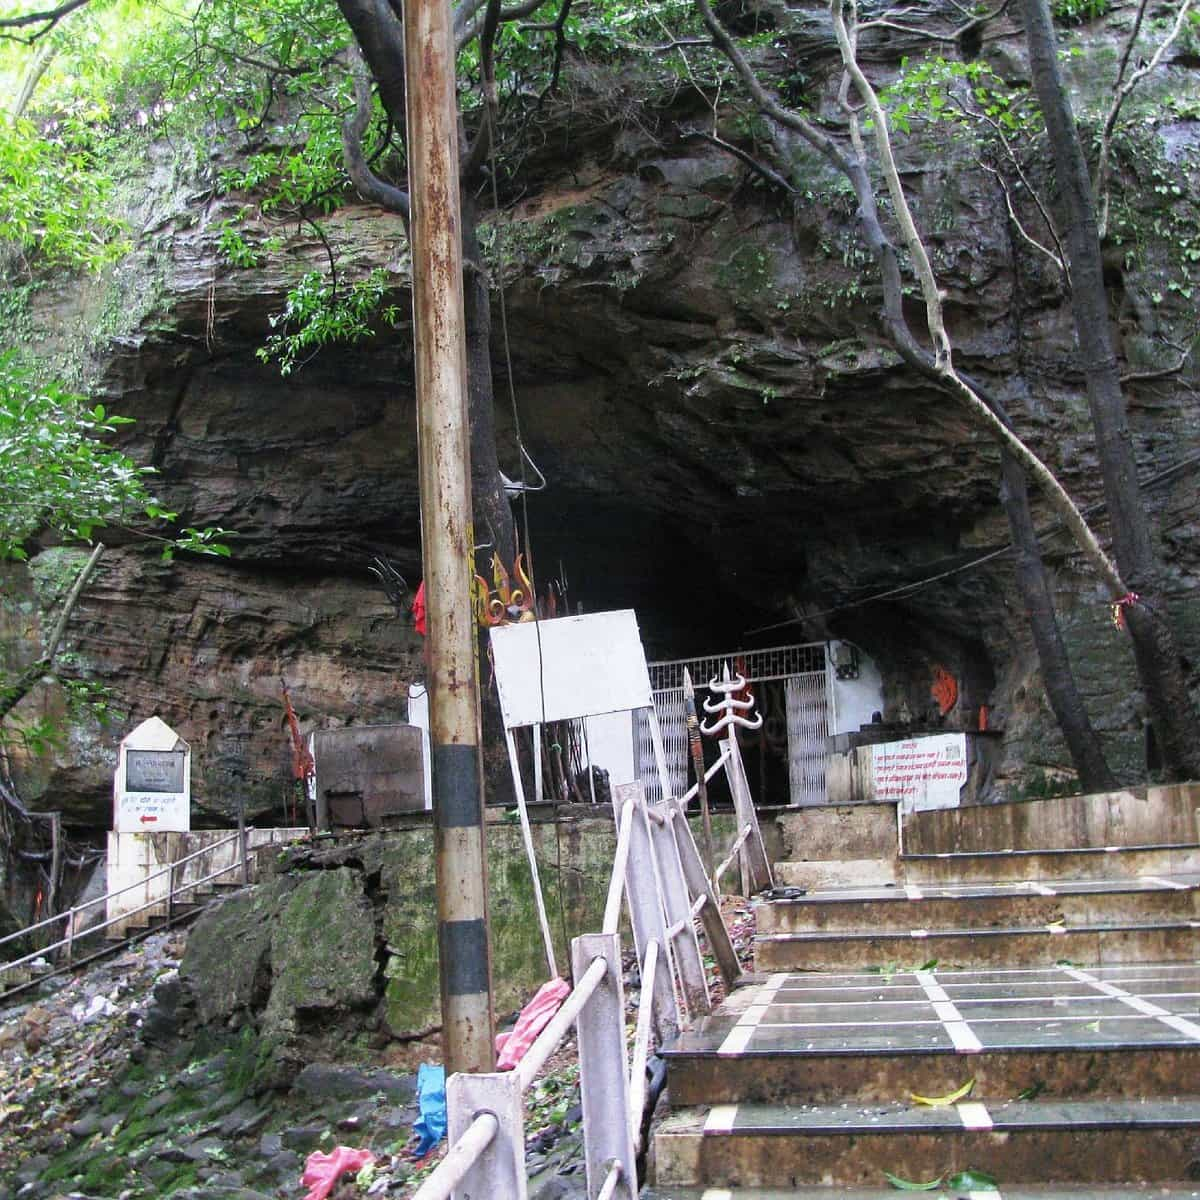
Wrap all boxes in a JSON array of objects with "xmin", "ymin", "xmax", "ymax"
[
  {"xmin": 884, "ymin": 1170, "xmax": 944, "ymax": 1190},
  {"xmin": 946, "ymin": 1169, "xmax": 999, "ymax": 1189}
]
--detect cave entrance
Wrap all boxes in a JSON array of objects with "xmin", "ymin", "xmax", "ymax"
[{"xmin": 634, "ymin": 642, "xmax": 841, "ymax": 809}]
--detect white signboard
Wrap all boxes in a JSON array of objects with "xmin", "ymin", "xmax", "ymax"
[
  {"xmin": 490, "ymin": 610, "xmax": 654, "ymax": 728},
  {"xmin": 871, "ymin": 734, "xmax": 967, "ymax": 813},
  {"xmin": 114, "ymin": 716, "xmax": 191, "ymax": 832}
]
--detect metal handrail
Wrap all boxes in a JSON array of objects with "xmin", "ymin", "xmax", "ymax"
[
  {"xmin": 409, "ymin": 1111, "xmax": 499, "ymax": 1200},
  {"xmin": 714, "ymin": 821, "xmax": 754, "ymax": 886},
  {"xmin": 513, "ymin": 955, "xmax": 608, "ymax": 1093},
  {"xmin": 627, "ymin": 939, "xmax": 658, "ymax": 1149},
  {"xmin": 0, "ymin": 853, "xmax": 253, "ymax": 978},
  {"xmin": 412, "ymin": 739, "xmax": 773, "ymax": 1200},
  {"xmin": 0, "ymin": 828, "xmax": 247, "ymax": 952}
]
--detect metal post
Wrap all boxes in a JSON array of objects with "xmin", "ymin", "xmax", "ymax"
[
  {"xmin": 238, "ymin": 799, "xmax": 250, "ymax": 886},
  {"xmin": 670, "ymin": 801, "xmax": 743, "ymax": 990},
  {"xmin": 572, "ymin": 934, "xmax": 638, "ymax": 1200},
  {"xmin": 723, "ymin": 730, "xmax": 773, "ymax": 895},
  {"xmin": 648, "ymin": 802, "xmax": 710, "ymax": 1020},
  {"xmin": 611, "ymin": 783, "xmax": 678, "ymax": 1043},
  {"xmin": 447, "ymin": 1072, "xmax": 527, "ymax": 1200},
  {"xmin": 403, "ymin": 0, "xmax": 494, "ymax": 1074}
]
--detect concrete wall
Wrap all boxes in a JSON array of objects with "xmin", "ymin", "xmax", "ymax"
[{"xmin": 903, "ymin": 783, "xmax": 1200, "ymax": 855}]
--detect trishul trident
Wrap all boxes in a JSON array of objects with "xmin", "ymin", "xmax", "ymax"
[{"xmin": 700, "ymin": 662, "xmax": 764, "ymax": 737}]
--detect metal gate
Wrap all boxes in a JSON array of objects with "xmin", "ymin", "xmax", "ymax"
[
  {"xmin": 633, "ymin": 688, "xmax": 686, "ymax": 804},
  {"xmin": 636, "ymin": 644, "xmax": 829, "ymax": 807},
  {"xmin": 786, "ymin": 673, "xmax": 829, "ymax": 807}
]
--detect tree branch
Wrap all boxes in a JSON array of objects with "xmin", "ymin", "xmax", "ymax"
[
  {"xmin": 0, "ymin": 544, "xmax": 103, "ymax": 725},
  {"xmin": 0, "ymin": 0, "xmax": 91, "ymax": 42},
  {"xmin": 1096, "ymin": 0, "xmax": 1194, "ymax": 238},
  {"xmin": 341, "ymin": 49, "xmax": 410, "ymax": 219},
  {"xmin": 684, "ymin": 128, "xmax": 797, "ymax": 194},
  {"xmin": 982, "ymin": 162, "xmax": 1065, "ymax": 273}
]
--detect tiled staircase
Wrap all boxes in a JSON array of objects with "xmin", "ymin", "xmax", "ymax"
[{"xmin": 648, "ymin": 785, "xmax": 1200, "ymax": 1198}]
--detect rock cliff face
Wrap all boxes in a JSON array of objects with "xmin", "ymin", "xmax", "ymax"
[{"xmin": 5, "ymin": 5, "xmax": 1199, "ymax": 824}]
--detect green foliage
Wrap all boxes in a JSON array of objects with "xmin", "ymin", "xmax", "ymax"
[
  {"xmin": 0, "ymin": 117, "xmax": 128, "ymax": 273},
  {"xmin": 0, "ymin": 351, "xmax": 233, "ymax": 560},
  {"xmin": 258, "ymin": 268, "xmax": 401, "ymax": 376},
  {"xmin": 881, "ymin": 57, "xmax": 1037, "ymax": 137},
  {"xmin": 1052, "ymin": 0, "xmax": 1109, "ymax": 25},
  {"xmin": 0, "ymin": 351, "xmax": 150, "ymax": 559}
]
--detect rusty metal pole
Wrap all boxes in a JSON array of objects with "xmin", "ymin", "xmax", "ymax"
[{"xmin": 403, "ymin": 0, "xmax": 495, "ymax": 1074}]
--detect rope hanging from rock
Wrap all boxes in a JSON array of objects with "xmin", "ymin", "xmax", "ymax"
[{"xmin": 487, "ymin": 139, "xmax": 563, "ymax": 981}]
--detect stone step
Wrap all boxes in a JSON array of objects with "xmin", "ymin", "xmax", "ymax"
[
  {"xmin": 645, "ymin": 1185, "xmax": 1200, "ymax": 1199},
  {"xmin": 661, "ymin": 963, "xmax": 1200, "ymax": 1106},
  {"xmin": 652, "ymin": 1098, "xmax": 1200, "ymax": 1189},
  {"xmin": 755, "ymin": 876, "xmax": 1200, "ymax": 935},
  {"xmin": 901, "ymin": 844, "xmax": 1200, "ymax": 885},
  {"xmin": 754, "ymin": 918, "xmax": 1199, "ymax": 972},
  {"xmin": 773, "ymin": 858, "xmax": 898, "ymax": 890}
]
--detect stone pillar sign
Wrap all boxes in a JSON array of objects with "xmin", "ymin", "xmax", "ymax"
[{"xmin": 113, "ymin": 716, "xmax": 191, "ymax": 832}]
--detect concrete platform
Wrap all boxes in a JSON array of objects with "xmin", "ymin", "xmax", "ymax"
[
  {"xmin": 755, "ymin": 918, "xmax": 1200, "ymax": 971},
  {"xmin": 653, "ymin": 1097, "xmax": 1200, "ymax": 1187},
  {"xmin": 901, "ymin": 844, "xmax": 1200, "ymax": 884},
  {"xmin": 755, "ymin": 875, "xmax": 1200, "ymax": 934},
  {"xmin": 661, "ymin": 964, "xmax": 1200, "ymax": 1105},
  {"xmin": 645, "ymin": 1188, "xmax": 1200, "ymax": 1199}
]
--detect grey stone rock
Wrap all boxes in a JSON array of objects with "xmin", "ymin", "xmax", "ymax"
[
  {"xmin": 280, "ymin": 1124, "xmax": 327, "ymax": 1151},
  {"xmin": 293, "ymin": 1063, "xmax": 415, "ymax": 1102},
  {"xmin": 258, "ymin": 1132, "xmax": 283, "ymax": 1157}
]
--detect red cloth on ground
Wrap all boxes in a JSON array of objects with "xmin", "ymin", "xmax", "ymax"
[
  {"xmin": 495, "ymin": 977, "xmax": 571, "ymax": 1071},
  {"xmin": 301, "ymin": 1147, "xmax": 375, "ymax": 1200}
]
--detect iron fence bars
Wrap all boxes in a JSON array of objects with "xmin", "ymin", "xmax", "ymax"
[
  {"xmin": 648, "ymin": 641, "xmax": 826, "ymax": 691},
  {"xmin": 786, "ymin": 672, "xmax": 830, "ymax": 807}
]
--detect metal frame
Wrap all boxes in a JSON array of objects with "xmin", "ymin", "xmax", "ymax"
[
  {"xmin": 0, "ymin": 828, "xmax": 304, "ymax": 995},
  {"xmin": 411, "ymin": 763, "xmax": 772, "ymax": 1200}
]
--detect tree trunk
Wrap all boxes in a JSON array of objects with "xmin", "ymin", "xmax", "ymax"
[
  {"xmin": 999, "ymin": 449, "xmax": 1116, "ymax": 790},
  {"xmin": 0, "ymin": 544, "xmax": 103, "ymax": 726},
  {"xmin": 1019, "ymin": 0, "xmax": 1200, "ymax": 780},
  {"xmin": 461, "ymin": 195, "xmax": 517, "ymax": 573}
]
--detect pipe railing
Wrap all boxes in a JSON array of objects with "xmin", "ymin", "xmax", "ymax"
[
  {"xmin": 714, "ymin": 821, "xmax": 754, "ymax": 887},
  {"xmin": 0, "ymin": 828, "xmax": 274, "ymax": 984},
  {"xmin": 0, "ymin": 828, "xmax": 248, "ymax": 953},
  {"xmin": 412, "ymin": 769, "xmax": 772, "ymax": 1200}
]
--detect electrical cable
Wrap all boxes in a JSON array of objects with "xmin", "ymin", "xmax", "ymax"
[
  {"xmin": 744, "ymin": 448, "xmax": 1200, "ymax": 636},
  {"xmin": 488, "ymin": 139, "xmax": 569, "ymax": 964}
]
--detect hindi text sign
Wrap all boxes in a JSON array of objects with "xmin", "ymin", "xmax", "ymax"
[
  {"xmin": 114, "ymin": 716, "xmax": 191, "ymax": 832},
  {"xmin": 871, "ymin": 734, "xmax": 967, "ymax": 813}
]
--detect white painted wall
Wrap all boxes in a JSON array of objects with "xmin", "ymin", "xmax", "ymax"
[{"xmin": 827, "ymin": 641, "xmax": 885, "ymax": 736}]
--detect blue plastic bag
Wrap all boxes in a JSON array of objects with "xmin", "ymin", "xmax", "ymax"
[{"xmin": 410, "ymin": 1063, "xmax": 447, "ymax": 1158}]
